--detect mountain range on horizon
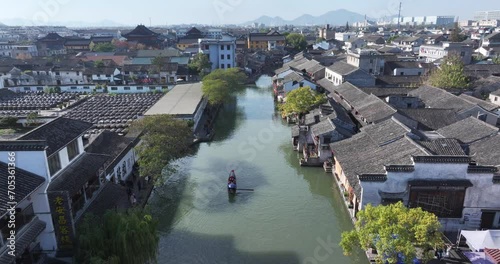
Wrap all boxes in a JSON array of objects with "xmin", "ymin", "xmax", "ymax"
[
  {"xmin": 244, "ymin": 9, "xmax": 374, "ymax": 26},
  {"xmin": 0, "ymin": 9, "xmax": 384, "ymax": 28},
  {"xmin": 0, "ymin": 18, "xmax": 128, "ymax": 28}
]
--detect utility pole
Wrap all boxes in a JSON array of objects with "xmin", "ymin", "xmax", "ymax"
[{"xmin": 397, "ymin": 2, "xmax": 402, "ymax": 32}]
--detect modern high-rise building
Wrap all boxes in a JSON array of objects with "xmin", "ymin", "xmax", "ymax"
[{"xmin": 474, "ymin": 10, "xmax": 500, "ymax": 21}]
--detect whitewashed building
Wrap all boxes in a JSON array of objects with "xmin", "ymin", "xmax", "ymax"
[{"xmin": 198, "ymin": 35, "xmax": 236, "ymax": 71}]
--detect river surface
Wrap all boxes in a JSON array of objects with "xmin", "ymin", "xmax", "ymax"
[{"xmin": 150, "ymin": 76, "xmax": 367, "ymax": 264}]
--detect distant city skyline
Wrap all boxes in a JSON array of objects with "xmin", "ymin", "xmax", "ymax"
[{"xmin": 1, "ymin": 0, "xmax": 498, "ymax": 26}]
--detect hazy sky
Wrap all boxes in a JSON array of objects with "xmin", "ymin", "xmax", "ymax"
[{"xmin": 2, "ymin": 0, "xmax": 497, "ymax": 25}]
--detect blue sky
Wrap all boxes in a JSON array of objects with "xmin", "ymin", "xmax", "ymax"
[{"xmin": 2, "ymin": 0, "xmax": 497, "ymax": 25}]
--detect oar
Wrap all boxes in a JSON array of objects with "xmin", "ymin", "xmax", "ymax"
[{"xmin": 237, "ymin": 188, "xmax": 254, "ymax": 191}]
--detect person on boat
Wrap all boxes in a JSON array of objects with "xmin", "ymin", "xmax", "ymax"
[{"xmin": 228, "ymin": 170, "xmax": 236, "ymax": 184}]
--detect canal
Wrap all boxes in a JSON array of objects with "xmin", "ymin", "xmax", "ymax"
[{"xmin": 149, "ymin": 76, "xmax": 367, "ymax": 264}]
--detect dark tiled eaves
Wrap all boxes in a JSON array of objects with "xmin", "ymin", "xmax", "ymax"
[
  {"xmin": 0, "ymin": 140, "xmax": 47, "ymax": 152},
  {"xmin": 385, "ymin": 165, "xmax": 415, "ymax": 172},
  {"xmin": 358, "ymin": 174, "xmax": 387, "ymax": 182},
  {"xmin": 408, "ymin": 179, "xmax": 473, "ymax": 187},
  {"xmin": 413, "ymin": 156, "xmax": 471, "ymax": 164},
  {"xmin": 468, "ymin": 166, "xmax": 498, "ymax": 174}
]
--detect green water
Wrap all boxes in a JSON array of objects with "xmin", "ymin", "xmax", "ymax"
[{"xmin": 150, "ymin": 76, "xmax": 367, "ymax": 264}]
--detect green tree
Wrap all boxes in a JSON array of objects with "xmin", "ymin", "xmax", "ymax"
[
  {"xmin": 26, "ymin": 112, "xmax": 39, "ymax": 126},
  {"xmin": 493, "ymin": 56, "xmax": 500, "ymax": 64},
  {"xmin": 94, "ymin": 60, "xmax": 105, "ymax": 69},
  {"xmin": 428, "ymin": 55, "xmax": 469, "ymax": 89},
  {"xmin": 188, "ymin": 53, "xmax": 212, "ymax": 77},
  {"xmin": 340, "ymin": 202, "xmax": 443, "ymax": 264},
  {"xmin": 201, "ymin": 68, "xmax": 247, "ymax": 105},
  {"xmin": 0, "ymin": 117, "xmax": 18, "ymax": 128},
  {"xmin": 345, "ymin": 21, "xmax": 350, "ymax": 31},
  {"xmin": 387, "ymin": 35, "xmax": 400, "ymax": 43},
  {"xmin": 92, "ymin": 42, "xmax": 115, "ymax": 52},
  {"xmin": 450, "ymin": 22, "xmax": 466, "ymax": 42},
  {"xmin": 76, "ymin": 210, "xmax": 159, "ymax": 264},
  {"xmin": 279, "ymin": 87, "xmax": 326, "ymax": 116},
  {"xmin": 286, "ymin": 33, "xmax": 307, "ymax": 51},
  {"xmin": 132, "ymin": 115, "xmax": 193, "ymax": 184},
  {"xmin": 316, "ymin": 37, "xmax": 325, "ymax": 43}
]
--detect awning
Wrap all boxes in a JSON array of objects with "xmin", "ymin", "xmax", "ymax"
[{"xmin": 460, "ymin": 230, "xmax": 500, "ymax": 252}]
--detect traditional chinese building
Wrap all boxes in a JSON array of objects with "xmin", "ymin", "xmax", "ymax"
[
  {"xmin": 122, "ymin": 25, "xmax": 163, "ymax": 48},
  {"xmin": 36, "ymin": 32, "xmax": 67, "ymax": 56}
]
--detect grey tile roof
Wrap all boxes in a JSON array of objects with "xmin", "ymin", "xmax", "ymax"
[
  {"xmin": 311, "ymin": 119, "xmax": 335, "ymax": 136},
  {"xmin": 469, "ymin": 134, "xmax": 500, "ymax": 166},
  {"xmin": 458, "ymin": 94, "xmax": 499, "ymax": 111},
  {"xmin": 0, "ymin": 162, "xmax": 45, "ymax": 217},
  {"xmin": 417, "ymin": 138, "xmax": 466, "ymax": 156},
  {"xmin": 408, "ymin": 86, "xmax": 475, "ymax": 112},
  {"xmin": 304, "ymin": 109, "xmax": 325, "ymax": 126},
  {"xmin": 331, "ymin": 120, "xmax": 428, "ymax": 197},
  {"xmin": 0, "ymin": 141, "xmax": 47, "ymax": 152},
  {"xmin": 484, "ymin": 32, "xmax": 500, "ymax": 41},
  {"xmin": 360, "ymin": 87, "xmax": 416, "ymax": 97},
  {"xmin": 360, "ymin": 117, "xmax": 411, "ymax": 146},
  {"xmin": 18, "ymin": 117, "xmax": 93, "ymax": 157},
  {"xmin": 48, "ymin": 153, "xmax": 110, "ymax": 196},
  {"xmin": 436, "ymin": 117, "xmax": 499, "ymax": 144},
  {"xmin": 283, "ymin": 71, "xmax": 305, "ymax": 83},
  {"xmin": 317, "ymin": 78, "xmax": 335, "ymax": 93},
  {"xmin": 0, "ymin": 218, "xmax": 46, "ymax": 262},
  {"xmin": 327, "ymin": 61, "xmax": 359, "ymax": 76},
  {"xmin": 292, "ymin": 125, "xmax": 300, "ymax": 137},
  {"xmin": 78, "ymin": 182, "xmax": 130, "ymax": 220},
  {"xmin": 85, "ymin": 131, "xmax": 139, "ymax": 174},
  {"xmin": 285, "ymin": 57, "xmax": 310, "ymax": 68},
  {"xmin": 398, "ymin": 108, "xmax": 459, "ymax": 130},
  {"xmin": 294, "ymin": 60, "xmax": 321, "ymax": 71},
  {"xmin": 355, "ymin": 94, "xmax": 397, "ymax": 124}
]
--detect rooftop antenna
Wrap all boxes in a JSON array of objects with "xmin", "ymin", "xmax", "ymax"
[{"xmin": 397, "ymin": 2, "xmax": 402, "ymax": 31}]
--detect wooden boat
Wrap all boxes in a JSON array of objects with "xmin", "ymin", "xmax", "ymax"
[{"xmin": 227, "ymin": 170, "xmax": 237, "ymax": 194}]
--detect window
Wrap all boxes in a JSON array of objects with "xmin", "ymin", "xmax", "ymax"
[
  {"xmin": 495, "ymin": 97, "xmax": 498, "ymax": 102},
  {"xmin": 221, "ymin": 54, "xmax": 224, "ymax": 60},
  {"xmin": 106, "ymin": 74, "xmax": 111, "ymax": 77},
  {"xmin": 227, "ymin": 54, "xmax": 231, "ymax": 60},
  {"xmin": 83, "ymin": 86, "xmax": 90, "ymax": 89},
  {"xmin": 36, "ymin": 87, "xmax": 43, "ymax": 91},
  {"xmin": 67, "ymin": 139, "xmax": 79, "ymax": 161},
  {"xmin": 221, "ymin": 45, "xmax": 224, "ymax": 50},
  {"xmin": 23, "ymin": 87, "xmax": 30, "ymax": 91},
  {"xmin": 71, "ymin": 87, "xmax": 77, "ymax": 90},
  {"xmin": 227, "ymin": 45, "xmax": 231, "ymax": 50},
  {"xmin": 369, "ymin": 59, "xmax": 373, "ymax": 63},
  {"xmin": 48, "ymin": 154, "xmax": 62, "ymax": 176},
  {"xmin": 110, "ymin": 87, "xmax": 118, "ymax": 91},
  {"xmin": 76, "ymin": 71, "xmax": 80, "ymax": 76},
  {"xmin": 400, "ymin": 72, "xmax": 405, "ymax": 76},
  {"xmin": 460, "ymin": 51, "xmax": 465, "ymax": 57},
  {"xmin": 418, "ymin": 72, "xmax": 422, "ymax": 76},
  {"xmin": 97, "ymin": 74, "xmax": 101, "ymax": 77},
  {"xmin": 205, "ymin": 45, "xmax": 209, "ymax": 50},
  {"xmin": 227, "ymin": 64, "xmax": 231, "ymax": 69},
  {"xmin": 55, "ymin": 72, "xmax": 60, "ymax": 76},
  {"xmin": 221, "ymin": 64, "xmax": 225, "ymax": 69},
  {"xmin": 136, "ymin": 86, "xmax": 143, "ymax": 90},
  {"xmin": 369, "ymin": 69, "xmax": 373, "ymax": 74},
  {"xmin": 124, "ymin": 87, "xmax": 131, "ymax": 90},
  {"xmin": 409, "ymin": 187, "xmax": 466, "ymax": 218}
]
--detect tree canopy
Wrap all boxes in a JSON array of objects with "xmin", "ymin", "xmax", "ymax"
[
  {"xmin": 428, "ymin": 55, "xmax": 469, "ymax": 89},
  {"xmin": 340, "ymin": 202, "xmax": 444, "ymax": 264},
  {"xmin": 76, "ymin": 210, "xmax": 159, "ymax": 264},
  {"xmin": 92, "ymin": 42, "xmax": 115, "ymax": 52},
  {"xmin": 132, "ymin": 115, "xmax": 194, "ymax": 184},
  {"xmin": 188, "ymin": 53, "xmax": 212, "ymax": 77},
  {"xmin": 279, "ymin": 87, "xmax": 326, "ymax": 115},
  {"xmin": 286, "ymin": 33, "xmax": 307, "ymax": 51},
  {"xmin": 201, "ymin": 68, "xmax": 247, "ymax": 105},
  {"xmin": 449, "ymin": 23, "xmax": 467, "ymax": 42}
]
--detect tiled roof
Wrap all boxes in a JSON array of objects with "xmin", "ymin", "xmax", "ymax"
[
  {"xmin": 331, "ymin": 119, "xmax": 428, "ymax": 197},
  {"xmin": 327, "ymin": 61, "xmax": 359, "ymax": 75},
  {"xmin": 85, "ymin": 131, "xmax": 139, "ymax": 174},
  {"xmin": 122, "ymin": 25, "xmax": 160, "ymax": 37},
  {"xmin": 458, "ymin": 94, "xmax": 499, "ymax": 111},
  {"xmin": 311, "ymin": 119, "xmax": 335, "ymax": 137},
  {"xmin": 0, "ymin": 141, "xmax": 47, "ymax": 152},
  {"xmin": 77, "ymin": 182, "xmax": 130, "ymax": 221},
  {"xmin": 48, "ymin": 153, "xmax": 109, "ymax": 196},
  {"xmin": 64, "ymin": 39, "xmax": 91, "ymax": 46},
  {"xmin": 18, "ymin": 117, "xmax": 93, "ymax": 157},
  {"xmin": 360, "ymin": 87, "xmax": 416, "ymax": 97},
  {"xmin": 436, "ymin": 117, "xmax": 499, "ymax": 144},
  {"xmin": 469, "ymin": 134, "xmax": 500, "ymax": 166},
  {"xmin": 408, "ymin": 179, "xmax": 473, "ymax": 187},
  {"xmin": 409, "ymin": 86, "xmax": 475, "ymax": 112},
  {"xmin": 0, "ymin": 162, "xmax": 45, "ymax": 217},
  {"xmin": 317, "ymin": 78, "xmax": 335, "ymax": 93},
  {"xmin": 282, "ymin": 71, "xmax": 305, "ymax": 83},
  {"xmin": 417, "ymin": 138, "xmax": 466, "ymax": 156},
  {"xmin": 398, "ymin": 108, "xmax": 459, "ymax": 130}
]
